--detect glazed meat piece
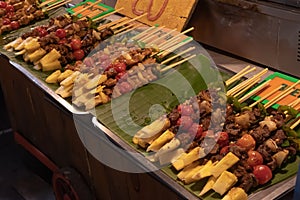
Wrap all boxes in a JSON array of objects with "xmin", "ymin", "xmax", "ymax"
[
  {"xmin": 250, "ymin": 126, "xmax": 271, "ymax": 144},
  {"xmin": 103, "ymin": 78, "xmax": 117, "ymax": 87},
  {"xmin": 257, "ymin": 144, "xmax": 273, "ymax": 162},
  {"xmin": 238, "ymin": 173, "xmax": 258, "ymax": 193},
  {"xmin": 272, "ymin": 129, "xmax": 287, "ymax": 145}
]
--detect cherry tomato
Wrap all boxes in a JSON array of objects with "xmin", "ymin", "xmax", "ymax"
[
  {"xmin": 253, "ymin": 165, "xmax": 272, "ymax": 185},
  {"xmin": 236, "ymin": 134, "xmax": 256, "ymax": 151},
  {"xmin": 5, "ymin": 4, "xmax": 14, "ymax": 12},
  {"xmin": 73, "ymin": 49, "xmax": 85, "ymax": 60},
  {"xmin": 116, "ymin": 71, "xmax": 127, "ymax": 80},
  {"xmin": 38, "ymin": 28, "xmax": 48, "ymax": 37},
  {"xmin": 178, "ymin": 104, "xmax": 193, "ymax": 116},
  {"xmin": 188, "ymin": 123, "xmax": 203, "ymax": 139},
  {"xmin": 247, "ymin": 150, "xmax": 263, "ymax": 167},
  {"xmin": 217, "ymin": 131, "xmax": 229, "ymax": 148},
  {"xmin": 55, "ymin": 28, "xmax": 66, "ymax": 39},
  {"xmin": 220, "ymin": 146, "xmax": 230, "ymax": 155},
  {"xmin": 177, "ymin": 116, "xmax": 193, "ymax": 130},
  {"xmin": 70, "ymin": 38, "xmax": 81, "ymax": 50},
  {"xmin": 0, "ymin": 1, "xmax": 7, "ymax": 8},
  {"xmin": 114, "ymin": 62, "xmax": 127, "ymax": 73},
  {"xmin": 10, "ymin": 21, "xmax": 20, "ymax": 30},
  {"xmin": 119, "ymin": 82, "xmax": 132, "ymax": 94},
  {"xmin": 2, "ymin": 18, "xmax": 10, "ymax": 25}
]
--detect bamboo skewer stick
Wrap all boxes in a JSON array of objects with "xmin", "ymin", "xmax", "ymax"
[
  {"xmin": 97, "ymin": 17, "xmax": 129, "ymax": 31},
  {"xmin": 92, "ymin": 7, "xmax": 124, "ymax": 22},
  {"xmin": 111, "ymin": 13, "xmax": 147, "ymax": 30},
  {"xmin": 139, "ymin": 26, "xmax": 166, "ymax": 43},
  {"xmin": 113, "ymin": 23, "xmax": 138, "ymax": 34},
  {"xmin": 290, "ymin": 117, "xmax": 300, "ymax": 129},
  {"xmin": 160, "ymin": 54, "xmax": 196, "ymax": 72},
  {"xmin": 159, "ymin": 37, "xmax": 194, "ymax": 58},
  {"xmin": 87, "ymin": 9, "xmax": 103, "ymax": 18},
  {"xmin": 140, "ymin": 27, "xmax": 168, "ymax": 43},
  {"xmin": 249, "ymin": 86, "xmax": 282, "ymax": 108},
  {"xmin": 226, "ymin": 68, "xmax": 268, "ymax": 96},
  {"xmin": 137, "ymin": 26, "xmax": 166, "ymax": 42},
  {"xmin": 160, "ymin": 47, "xmax": 195, "ymax": 65},
  {"xmin": 226, "ymin": 65, "xmax": 251, "ymax": 85},
  {"xmin": 131, "ymin": 26, "xmax": 157, "ymax": 40},
  {"xmin": 45, "ymin": 0, "xmax": 72, "ymax": 11},
  {"xmin": 225, "ymin": 66, "xmax": 256, "ymax": 86},
  {"xmin": 289, "ymin": 98, "xmax": 300, "ymax": 108},
  {"xmin": 264, "ymin": 80, "xmax": 300, "ymax": 109},
  {"xmin": 233, "ymin": 76, "xmax": 261, "ymax": 98},
  {"xmin": 238, "ymin": 79, "xmax": 271, "ymax": 103},
  {"xmin": 38, "ymin": 0, "xmax": 58, "ymax": 8},
  {"xmin": 147, "ymin": 28, "xmax": 177, "ymax": 46},
  {"xmin": 116, "ymin": 24, "xmax": 143, "ymax": 35},
  {"xmin": 72, "ymin": 0, "xmax": 102, "ymax": 16},
  {"xmin": 157, "ymin": 27, "xmax": 194, "ymax": 49},
  {"xmin": 284, "ymin": 98, "xmax": 300, "ymax": 114}
]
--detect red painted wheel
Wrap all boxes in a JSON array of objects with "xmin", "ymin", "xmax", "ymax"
[{"xmin": 52, "ymin": 168, "xmax": 94, "ymax": 200}]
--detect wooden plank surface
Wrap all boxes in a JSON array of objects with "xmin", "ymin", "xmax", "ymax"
[{"xmin": 115, "ymin": 0, "xmax": 198, "ymax": 31}]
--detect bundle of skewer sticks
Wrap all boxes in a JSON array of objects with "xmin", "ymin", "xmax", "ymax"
[
  {"xmin": 38, "ymin": 0, "xmax": 72, "ymax": 12},
  {"xmin": 224, "ymin": 66, "xmax": 300, "ymax": 115}
]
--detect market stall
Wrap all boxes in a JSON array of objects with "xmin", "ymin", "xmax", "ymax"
[{"xmin": 0, "ymin": 0, "xmax": 299, "ymax": 200}]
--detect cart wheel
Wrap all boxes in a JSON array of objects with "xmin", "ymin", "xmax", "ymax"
[{"xmin": 52, "ymin": 168, "xmax": 94, "ymax": 200}]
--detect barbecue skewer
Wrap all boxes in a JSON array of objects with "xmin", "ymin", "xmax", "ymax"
[
  {"xmin": 238, "ymin": 79, "xmax": 271, "ymax": 103},
  {"xmin": 226, "ymin": 68, "xmax": 268, "ymax": 96},
  {"xmin": 72, "ymin": 0, "xmax": 102, "ymax": 16},
  {"xmin": 131, "ymin": 26, "xmax": 158, "ymax": 40},
  {"xmin": 147, "ymin": 28, "xmax": 177, "ymax": 46},
  {"xmin": 157, "ymin": 37, "xmax": 194, "ymax": 58},
  {"xmin": 111, "ymin": 13, "xmax": 147, "ymax": 30},
  {"xmin": 233, "ymin": 76, "xmax": 261, "ymax": 98},
  {"xmin": 225, "ymin": 66, "xmax": 256, "ymax": 86},
  {"xmin": 264, "ymin": 80, "xmax": 300, "ymax": 109},
  {"xmin": 157, "ymin": 27, "xmax": 194, "ymax": 49},
  {"xmin": 290, "ymin": 117, "xmax": 300, "ymax": 129},
  {"xmin": 249, "ymin": 86, "xmax": 282, "ymax": 108},
  {"xmin": 160, "ymin": 54, "xmax": 196, "ymax": 72},
  {"xmin": 38, "ymin": 0, "xmax": 59, "ymax": 8},
  {"xmin": 92, "ymin": 7, "xmax": 125, "ymax": 22},
  {"xmin": 161, "ymin": 47, "xmax": 195, "ymax": 65},
  {"xmin": 113, "ymin": 23, "xmax": 141, "ymax": 34},
  {"xmin": 97, "ymin": 17, "xmax": 129, "ymax": 31},
  {"xmin": 44, "ymin": 0, "xmax": 72, "ymax": 11},
  {"xmin": 139, "ymin": 26, "xmax": 168, "ymax": 43}
]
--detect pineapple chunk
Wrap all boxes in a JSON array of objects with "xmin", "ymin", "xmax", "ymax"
[
  {"xmin": 192, "ymin": 160, "xmax": 214, "ymax": 181},
  {"xmin": 133, "ymin": 117, "xmax": 170, "ymax": 145},
  {"xmin": 57, "ymin": 70, "xmax": 74, "ymax": 82},
  {"xmin": 40, "ymin": 49, "xmax": 61, "ymax": 67},
  {"xmin": 199, "ymin": 176, "xmax": 217, "ymax": 196},
  {"xmin": 24, "ymin": 38, "xmax": 40, "ymax": 52},
  {"xmin": 172, "ymin": 147, "xmax": 205, "ymax": 171},
  {"xmin": 42, "ymin": 60, "xmax": 62, "ymax": 71},
  {"xmin": 147, "ymin": 130, "xmax": 175, "ymax": 152},
  {"xmin": 211, "ymin": 152, "xmax": 239, "ymax": 178},
  {"xmin": 28, "ymin": 48, "xmax": 47, "ymax": 63},
  {"xmin": 177, "ymin": 161, "xmax": 201, "ymax": 181},
  {"xmin": 212, "ymin": 171, "xmax": 238, "ymax": 196},
  {"xmin": 60, "ymin": 71, "xmax": 81, "ymax": 87},
  {"xmin": 222, "ymin": 187, "xmax": 248, "ymax": 200},
  {"xmin": 46, "ymin": 70, "xmax": 61, "ymax": 84}
]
